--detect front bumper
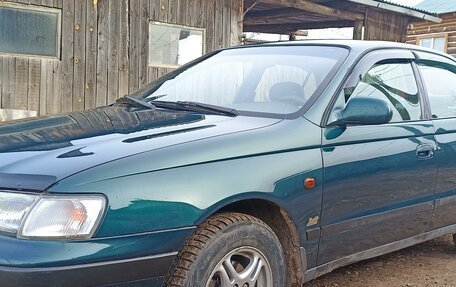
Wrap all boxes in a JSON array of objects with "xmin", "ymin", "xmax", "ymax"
[
  {"xmin": 0, "ymin": 227, "xmax": 194, "ymax": 286},
  {"xmin": 0, "ymin": 252, "xmax": 174, "ymax": 287}
]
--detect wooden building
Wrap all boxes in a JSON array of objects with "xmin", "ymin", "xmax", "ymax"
[
  {"xmin": 0, "ymin": 0, "xmax": 439, "ymax": 121},
  {"xmin": 407, "ymin": 0, "xmax": 456, "ymax": 57},
  {"xmin": 243, "ymin": 0, "xmax": 440, "ymax": 42},
  {"xmin": 0, "ymin": 0, "xmax": 243, "ymax": 121}
]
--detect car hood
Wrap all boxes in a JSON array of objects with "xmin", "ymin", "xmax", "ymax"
[{"xmin": 0, "ymin": 105, "xmax": 280, "ymax": 190}]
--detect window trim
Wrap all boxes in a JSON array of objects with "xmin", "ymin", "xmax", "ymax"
[
  {"xmin": 416, "ymin": 33, "xmax": 448, "ymax": 53},
  {"xmin": 0, "ymin": 2, "xmax": 62, "ymax": 60},
  {"xmin": 411, "ymin": 60, "xmax": 433, "ymax": 120},
  {"xmin": 148, "ymin": 21, "xmax": 206, "ymax": 69}
]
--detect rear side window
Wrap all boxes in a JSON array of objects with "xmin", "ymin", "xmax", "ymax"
[
  {"xmin": 329, "ymin": 61, "xmax": 421, "ymax": 124},
  {"xmin": 418, "ymin": 62, "xmax": 456, "ymax": 119}
]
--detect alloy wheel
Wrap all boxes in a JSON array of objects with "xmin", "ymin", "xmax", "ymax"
[{"xmin": 206, "ymin": 246, "xmax": 273, "ymax": 287}]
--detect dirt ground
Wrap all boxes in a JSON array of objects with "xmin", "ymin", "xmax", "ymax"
[{"xmin": 305, "ymin": 235, "xmax": 456, "ymax": 287}]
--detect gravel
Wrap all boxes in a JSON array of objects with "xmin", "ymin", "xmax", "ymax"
[{"xmin": 306, "ymin": 235, "xmax": 456, "ymax": 287}]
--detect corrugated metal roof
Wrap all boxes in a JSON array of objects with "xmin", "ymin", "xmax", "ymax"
[
  {"xmin": 376, "ymin": 0, "xmax": 432, "ymax": 14},
  {"xmin": 415, "ymin": 0, "xmax": 456, "ymax": 14},
  {"xmin": 346, "ymin": 0, "xmax": 442, "ymax": 22}
]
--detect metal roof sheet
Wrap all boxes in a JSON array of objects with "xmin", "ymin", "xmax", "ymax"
[
  {"xmin": 346, "ymin": 0, "xmax": 441, "ymax": 22},
  {"xmin": 377, "ymin": 0, "xmax": 432, "ymax": 14},
  {"xmin": 415, "ymin": 0, "xmax": 456, "ymax": 14}
]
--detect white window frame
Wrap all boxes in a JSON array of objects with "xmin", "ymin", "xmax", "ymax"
[
  {"xmin": 149, "ymin": 21, "xmax": 206, "ymax": 68},
  {"xmin": 0, "ymin": 2, "xmax": 62, "ymax": 60},
  {"xmin": 417, "ymin": 34, "xmax": 448, "ymax": 53}
]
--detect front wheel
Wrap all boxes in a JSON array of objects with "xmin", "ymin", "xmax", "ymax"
[{"xmin": 164, "ymin": 212, "xmax": 287, "ymax": 287}]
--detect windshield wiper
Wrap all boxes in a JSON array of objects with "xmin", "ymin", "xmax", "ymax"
[
  {"xmin": 151, "ymin": 101, "xmax": 239, "ymax": 117},
  {"xmin": 115, "ymin": 95, "xmax": 156, "ymax": 110},
  {"xmin": 179, "ymin": 101, "xmax": 240, "ymax": 117}
]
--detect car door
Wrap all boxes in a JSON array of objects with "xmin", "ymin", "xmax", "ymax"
[
  {"xmin": 318, "ymin": 50, "xmax": 437, "ymax": 265},
  {"xmin": 415, "ymin": 51, "xmax": 456, "ymax": 230}
]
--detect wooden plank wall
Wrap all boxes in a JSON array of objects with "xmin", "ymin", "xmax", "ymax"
[
  {"xmin": 407, "ymin": 13, "xmax": 456, "ymax": 57},
  {"xmin": 364, "ymin": 8, "xmax": 409, "ymax": 43},
  {"xmin": 0, "ymin": 0, "xmax": 243, "ymax": 118}
]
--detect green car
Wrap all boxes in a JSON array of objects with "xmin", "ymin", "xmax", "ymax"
[{"xmin": 1, "ymin": 40, "xmax": 456, "ymax": 287}]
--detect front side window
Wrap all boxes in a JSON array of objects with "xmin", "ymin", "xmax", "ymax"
[
  {"xmin": 0, "ymin": 3, "xmax": 61, "ymax": 58},
  {"xmin": 418, "ymin": 60, "xmax": 456, "ymax": 119},
  {"xmin": 329, "ymin": 61, "xmax": 421, "ymax": 124},
  {"xmin": 133, "ymin": 46, "xmax": 349, "ymax": 116},
  {"xmin": 149, "ymin": 22, "xmax": 205, "ymax": 67}
]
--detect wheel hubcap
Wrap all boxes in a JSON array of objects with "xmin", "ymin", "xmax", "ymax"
[{"xmin": 206, "ymin": 246, "xmax": 273, "ymax": 287}]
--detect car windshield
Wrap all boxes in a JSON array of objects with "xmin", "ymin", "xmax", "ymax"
[{"xmin": 131, "ymin": 45, "xmax": 349, "ymax": 117}]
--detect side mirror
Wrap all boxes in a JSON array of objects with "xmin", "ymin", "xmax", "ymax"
[{"xmin": 332, "ymin": 97, "xmax": 393, "ymax": 126}]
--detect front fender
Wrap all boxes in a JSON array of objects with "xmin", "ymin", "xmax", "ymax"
[{"xmin": 50, "ymin": 147, "xmax": 323, "ymax": 242}]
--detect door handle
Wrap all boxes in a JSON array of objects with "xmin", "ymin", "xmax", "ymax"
[{"xmin": 416, "ymin": 144, "xmax": 434, "ymax": 160}]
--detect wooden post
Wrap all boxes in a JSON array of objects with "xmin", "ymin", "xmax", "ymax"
[{"xmin": 353, "ymin": 20, "xmax": 364, "ymax": 40}]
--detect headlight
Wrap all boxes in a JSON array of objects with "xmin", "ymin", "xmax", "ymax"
[
  {"xmin": 0, "ymin": 191, "xmax": 106, "ymax": 240},
  {"xmin": 0, "ymin": 192, "xmax": 37, "ymax": 233},
  {"xmin": 19, "ymin": 196, "xmax": 106, "ymax": 240}
]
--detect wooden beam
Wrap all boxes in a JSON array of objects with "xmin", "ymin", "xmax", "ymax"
[
  {"xmin": 258, "ymin": 0, "xmax": 364, "ymax": 21},
  {"xmin": 244, "ymin": 20, "xmax": 355, "ymax": 33},
  {"xmin": 244, "ymin": 8, "xmax": 328, "ymax": 25},
  {"xmin": 244, "ymin": 8, "xmax": 302, "ymax": 25}
]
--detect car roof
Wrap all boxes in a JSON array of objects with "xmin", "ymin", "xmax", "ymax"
[{"xmin": 237, "ymin": 39, "xmax": 455, "ymax": 61}]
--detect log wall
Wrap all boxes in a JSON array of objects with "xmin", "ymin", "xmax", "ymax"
[{"xmin": 407, "ymin": 12, "xmax": 456, "ymax": 57}]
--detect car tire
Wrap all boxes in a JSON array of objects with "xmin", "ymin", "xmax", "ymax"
[{"xmin": 164, "ymin": 212, "xmax": 287, "ymax": 287}]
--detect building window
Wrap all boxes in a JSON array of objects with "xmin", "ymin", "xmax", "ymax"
[
  {"xmin": 0, "ymin": 3, "xmax": 61, "ymax": 58},
  {"xmin": 149, "ymin": 22, "xmax": 205, "ymax": 68},
  {"xmin": 417, "ymin": 35, "xmax": 448, "ymax": 53}
]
